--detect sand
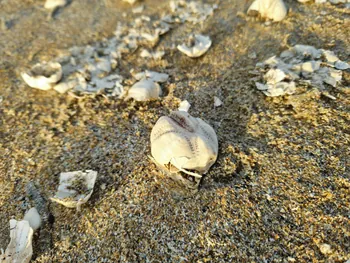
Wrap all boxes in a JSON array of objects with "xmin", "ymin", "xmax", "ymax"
[{"xmin": 0, "ymin": 0, "xmax": 349, "ymax": 262}]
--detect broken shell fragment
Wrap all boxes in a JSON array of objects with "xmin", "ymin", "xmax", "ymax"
[
  {"xmin": 133, "ymin": 70, "xmax": 169, "ymax": 83},
  {"xmin": 178, "ymin": 100, "xmax": 191, "ymax": 112},
  {"xmin": 123, "ymin": 0, "xmax": 138, "ymax": 4},
  {"xmin": 44, "ymin": 0, "xmax": 67, "ymax": 9},
  {"xmin": 126, "ymin": 79, "xmax": 161, "ymax": 101},
  {"xmin": 23, "ymin": 208, "xmax": 42, "ymax": 231},
  {"xmin": 0, "ymin": 220, "xmax": 33, "ymax": 263},
  {"xmin": 151, "ymin": 111, "xmax": 218, "ymax": 179},
  {"xmin": 247, "ymin": 0, "xmax": 287, "ymax": 22},
  {"xmin": 177, "ymin": 34, "xmax": 212, "ymax": 58},
  {"xmin": 21, "ymin": 62, "xmax": 62, "ymax": 90},
  {"xmin": 51, "ymin": 170, "xmax": 98, "ymax": 210}
]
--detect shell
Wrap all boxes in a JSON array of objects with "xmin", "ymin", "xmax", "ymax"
[
  {"xmin": 247, "ymin": 0, "xmax": 287, "ymax": 22},
  {"xmin": 21, "ymin": 62, "xmax": 62, "ymax": 90},
  {"xmin": 150, "ymin": 111, "xmax": 218, "ymax": 176},
  {"xmin": 51, "ymin": 170, "xmax": 98, "ymax": 210},
  {"xmin": 177, "ymin": 34, "xmax": 212, "ymax": 58},
  {"xmin": 44, "ymin": 0, "xmax": 67, "ymax": 9},
  {"xmin": 178, "ymin": 100, "xmax": 191, "ymax": 112},
  {"xmin": 126, "ymin": 79, "xmax": 161, "ymax": 101},
  {"xmin": 0, "ymin": 220, "xmax": 33, "ymax": 263},
  {"xmin": 133, "ymin": 70, "xmax": 169, "ymax": 83},
  {"xmin": 23, "ymin": 208, "xmax": 42, "ymax": 231}
]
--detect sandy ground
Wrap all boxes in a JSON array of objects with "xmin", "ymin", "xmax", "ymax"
[{"xmin": 0, "ymin": 0, "xmax": 349, "ymax": 262}]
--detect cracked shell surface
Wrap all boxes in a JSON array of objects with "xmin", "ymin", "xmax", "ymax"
[
  {"xmin": 177, "ymin": 34, "xmax": 212, "ymax": 58},
  {"xmin": 151, "ymin": 111, "xmax": 218, "ymax": 174},
  {"xmin": 0, "ymin": 220, "xmax": 33, "ymax": 263},
  {"xmin": 50, "ymin": 170, "xmax": 98, "ymax": 209}
]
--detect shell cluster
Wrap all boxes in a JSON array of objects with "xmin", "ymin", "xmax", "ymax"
[{"xmin": 254, "ymin": 45, "xmax": 349, "ymax": 97}]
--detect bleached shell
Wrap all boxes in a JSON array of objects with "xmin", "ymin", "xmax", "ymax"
[
  {"xmin": 248, "ymin": 0, "xmax": 287, "ymax": 22},
  {"xmin": 21, "ymin": 62, "xmax": 62, "ymax": 90},
  {"xmin": 178, "ymin": 100, "xmax": 191, "ymax": 112},
  {"xmin": 123, "ymin": 0, "xmax": 138, "ymax": 4},
  {"xmin": 177, "ymin": 35, "xmax": 212, "ymax": 58},
  {"xmin": 133, "ymin": 70, "xmax": 169, "ymax": 83},
  {"xmin": 51, "ymin": 170, "xmax": 98, "ymax": 209},
  {"xmin": 0, "ymin": 220, "xmax": 33, "ymax": 263},
  {"xmin": 44, "ymin": 0, "xmax": 67, "ymax": 9},
  {"xmin": 126, "ymin": 79, "xmax": 161, "ymax": 101},
  {"xmin": 151, "ymin": 111, "xmax": 218, "ymax": 174},
  {"xmin": 23, "ymin": 208, "xmax": 42, "ymax": 231}
]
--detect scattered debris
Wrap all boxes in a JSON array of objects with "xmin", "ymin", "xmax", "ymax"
[
  {"xmin": 150, "ymin": 111, "xmax": 218, "ymax": 189},
  {"xmin": 132, "ymin": 70, "xmax": 169, "ymax": 83},
  {"xmin": 254, "ymin": 45, "xmax": 349, "ymax": 96},
  {"xmin": 319, "ymin": 243, "xmax": 332, "ymax": 255},
  {"xmin": 23, "ymin": 208, "xmax": 42, "ymax": 231},
  {"xmin": 51, "ymin": 170, "xmax": 98, "ymax": 210},
  {"xmin": 247, "ymin": 0, "xmax": 288, "ymax": 22},
  {"xmin": 178, "ymin": 100, "xmax": 191, "ymax": 112},
  {"xmin": 177, "ymin": 34, "xmax": 212, "ymax": 58},
  {"xmin": 140, "ymin": 49, "xmax": 165, "ymax": 59},
  {"xmin": 21, "ymin": 62, "xmax": 62, "ymax": 90},
  {"xmin": 214, "ymin": 96, "xmax": 223, "ymax": 107},
  {"xmin": 0, "ymin": 220, "xmax": 33, "ymax": 263}
]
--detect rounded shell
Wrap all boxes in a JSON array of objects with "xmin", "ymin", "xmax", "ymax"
[{"xmin": 151, "ymin": 111, "xmax": 218, "ymax": 174}]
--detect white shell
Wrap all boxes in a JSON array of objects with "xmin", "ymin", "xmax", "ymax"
[
  {"xmin": 123, "ymin": 0, "xmax": 137, "ymax": 4},
  {"xmin": 177, "ymin": 34, "xmax": 212, "ymax": 58},
  {"xmin": 248, "ymin": 0, "xmax": 287, "ymax": 22},
  {"xmin": 178, "ymin": 100, "xmax": 191, "ymax": 112},
  {"xmin": 214, "ymin": 96, "xmax": 223, "ymax": 107},
  {"xmin": 51, "ymin": 170, "xmax": 98, "ymax": 210},
  {"xmin": 126, "ymin": 79, "xmax": 161, "ymax": 101},
  {"xmin": 151, "ymin": 111, "xmax": 218, "ymax": 175},
  {"xmin": 44, "ymin": 0, "xmax": 67, "ymax": 9},
  {"xmin": 21, "ymin": 62, "xmax": 62, "ymax": 90},
  {"xmin": 0, "ymin": 220, "xmax": 33, "ymax": 263},
  {"xmin": 133, "ymin": 70, "xmax": 169, "ymax": 83},
  {"xmin": 23, "ymin": 208, "xmax": 41, "ymax": 231}
]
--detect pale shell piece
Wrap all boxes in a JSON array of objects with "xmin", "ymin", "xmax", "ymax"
[
  {"xmin": 322, "ymin": 50, "xmax": 339, "ymax": 63},
  {"xmin": 214, "ymin": 96, "xmax": 223, "ymax": 107},
  {"xmin": 247, "ymin": 0, "xmax": 287, "ymax": 22},
  {"xmin": 44, "ymin": 0, "xmax": 67, "ymax": 9},
  {"xmin": 123, "ymin": 0, "xmax": 137, "ymax": 4},
  {"xmin": 291, "ymin": 45, "xmax": 322, "ymax": 59},
  {"xmin": 334, "ymin": 61, "xmax": 350, "ymax": 70},
  {"xmin": 23, "ymin": 208, "xmax": 42, "ymax": 231},
  {"xmin": 21, "ymin": 62, "xmax": 62, "ymax": 90},
  {"xmin": 51, "ymin": 170, "xmax": 98, "ymax": 210},
  {"xmin": 177, "ymin": 34, "xmax": 212, "ymax": 58},
  {"xmin": 133, "ymin": 70, "xmax": 169, "ymax": 83},
  {"xmin": 0, "ymin": 220, "xmax": 33, "ymax": 263},
  {"xmin": 264, "ymin": 68, "xmax": 286, "ymax": 84},
  {"xmin": 132, "ymin": 5, "xmax": 144, "ymax": 13},
  {"xmin": 126, "ymin": 79, "xmax": 161, "ymax": 101},
  {"xmin": 292, "ymin": 61, "xmax": 321, "ymax": 73},
  {"xmin": 151, "ymin": 111, "xmax": 218, "ymax": 175},
  {"xmin": 263, "ymin": 81, "xmax": 296, "ymax": 97},
  {"xmin": 178, "ymin": 100, "xmax": 191, "ymax": 112},
  {"xmin": 140, "ymin": 49, "xmax": 165, "ymax": 60},
  {"xmin": 54, "ymin": 80, "xmax": 77, "ymax": 94}
]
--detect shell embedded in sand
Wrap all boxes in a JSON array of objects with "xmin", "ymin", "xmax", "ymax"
[
  {"xmin": 133, "ymin": 70, "xmax": 169, "ymax": 83},
  {"xmin": 21, "ymin": 62, "xmax": 62, "ymax": 90},
  {"xmin": 0, "ymin": 220, "xmax": 33, "ymax": 263},
  {"xmin": 123, "ymin": 0, "xmax": 138, "ymax": 4},
  {"xmin": 177, "ymin": 34, "xmax": 212, "ymax": 58},
  {"xmin": 23, "ymin": 207, "xmax": 42, "ymax": 231},
  {"xmin": 126, "ymin": 79, "xmax": 162, "ymax": 101},
  {"xmin": 150, "ymin": 111, "xmax": 218, "ymax": 177},
  {"xmin": 51, "ymin": 170, "xmax": 98, "ymax": 210},
  {"xmin": 44, "ymin": 0, "xmax": 67, "ymax": 9},
  {"xmin": 247, "ymin": 0, "xmax": 287, "ymax": 22}
]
